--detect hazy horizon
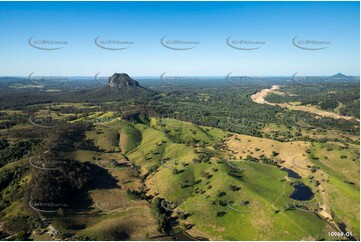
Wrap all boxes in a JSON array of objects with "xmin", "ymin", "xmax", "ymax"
[{"xmin": 1, "ymin": 73, "xmax": 360, "ymax": 79}]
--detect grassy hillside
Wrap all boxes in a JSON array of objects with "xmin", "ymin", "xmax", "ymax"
[{"xmin": 0, "ymin": 112, "xmax": 358, "ymax": 241}]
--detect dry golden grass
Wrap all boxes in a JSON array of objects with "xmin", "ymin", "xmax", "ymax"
[
  {"xmin": 224, "ymin": 134, "xmax": 335, "ymax": 222},
  {"xmin": 225, "ymin": 134, "xmax": 311, "ymax": 177}
]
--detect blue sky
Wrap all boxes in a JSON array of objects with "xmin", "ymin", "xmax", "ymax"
[{"xmin": 0, "ymin": 1, "xmax": 359, "ymax": 76}]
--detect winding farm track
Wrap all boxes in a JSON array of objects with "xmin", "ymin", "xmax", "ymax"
[{"xmin": 251, "ymin": 85, "xmax": 360, "ymax": 122}]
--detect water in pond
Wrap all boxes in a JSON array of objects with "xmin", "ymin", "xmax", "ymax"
[
  {"xmin": 290, "ymin": 184, "xmax": 314, "ymax": 201},
  {"xmin": 281, "ymin": 168, "xmax": 301, "ymax": 179}
]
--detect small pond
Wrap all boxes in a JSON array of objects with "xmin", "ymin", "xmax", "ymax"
[
  {"xmin": 290, "ymin": 184, "xmax": 314, "ymax": 201},
  {"xmin": 281, "ymin": 167, "xmax": 301, "ymax": 179}
]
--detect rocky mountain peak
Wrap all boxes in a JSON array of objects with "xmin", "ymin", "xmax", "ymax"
[{"xmin": 108, "ymin": 73, "xmax": 140, "ymax": 88}]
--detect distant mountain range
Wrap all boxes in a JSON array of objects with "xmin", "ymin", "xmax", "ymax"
[
  {"xmin": 0, "ymin": 73, "xmax": 359, "ymax": 92},
  {"xmin": 0, "ymin": 73, "xmax": 156, "ymax": 104}
]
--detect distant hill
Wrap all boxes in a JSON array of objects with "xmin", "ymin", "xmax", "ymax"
[
  {"xmin": 68, "ymin": 73, "xmax": 156, "ymax": 102},
  {"xmin": 331, "ymin": 72, "xmax": 351, "ymax": 79}
]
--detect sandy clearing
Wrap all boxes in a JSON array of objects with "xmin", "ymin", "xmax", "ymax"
[
  {"xmin": 250, "ymin": 85, "xmax": 280, "ymax": 104},
  {"xmin": 251, "ymin": 86, "xmax": 359, "ymax": 121}
]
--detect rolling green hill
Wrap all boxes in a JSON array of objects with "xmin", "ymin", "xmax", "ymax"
[{"xmin": 0, "ymin": 112, "xmax": 358, "ymax": 241}]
